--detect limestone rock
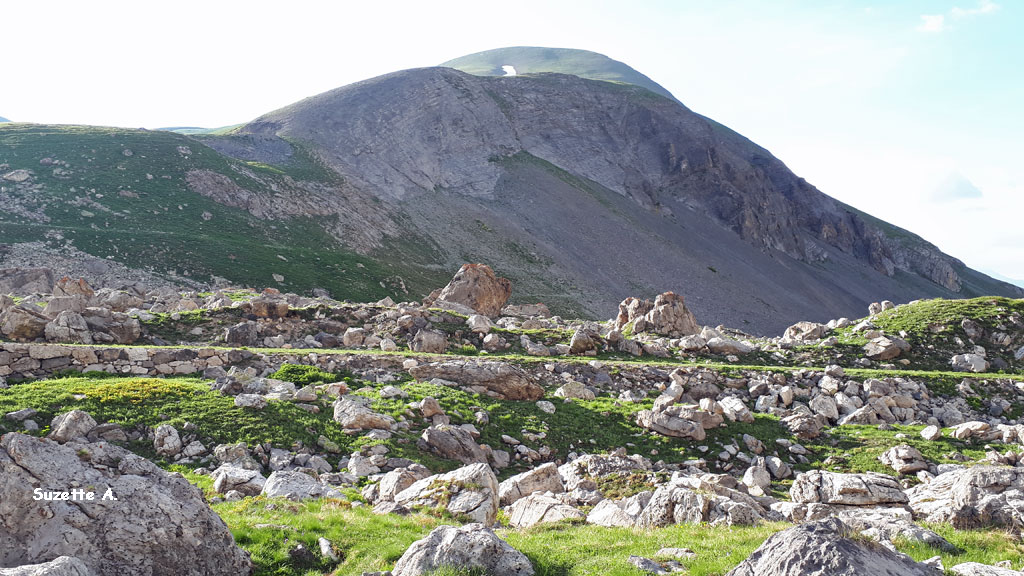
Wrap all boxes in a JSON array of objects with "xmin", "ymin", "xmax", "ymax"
[
  {"xmin": 332, "ymin": 396, "xmax": 396, "ymax": 430},
  {"xmin": 878, "ymin": 445, "xmax": 928, "ymax": 475},
  {"xmin": 261, "ymin": 470, "xmax": 340, "ymax": 500},
  {"xmin": 0, "ymin": 433, "xmax": 253, "ymax": 575},
  {"xmin": 153, "ymin": 424, "xmax": 183, "ymax": 457},
  {"xmin": 391, "ymin": 523, "xmax": 533, "ymax": 576},
  {"xmin": 417, "ymin": 425, "xmax": 487, "ymax": 464},
  {"xmin": 394, "ymin": 463, "xmax": 500, "ymax": 525},
  {"xmin": 0, "ymin": 556, "xmax": 94, "ymax": 576},
  {"xmin": 409, "ymin": 360, "xmax": 543, "ymax": 401},
  {"xmin": 44, "ymin": 311, "xmax": 92, "ymax": 344},
  {"xmin": 435, "ymin": 264, "xmax": 512, "ymax": 318},
  {"xmin": 907, "ymin": 466, "xmax": 1024, "ymax": 529},
  {"xmin": 48, "ymin": 410, "xmax": 97, "ymax": 443},
  {"xmin": 498, "ymin": 462, "xmax": 564, "ymax": 506},
  {"xmin": 790, "ymin": 470, "xmax": 908, "ymax": 506},
  {"xmin": 409, "ymin": 329, "xmax": 448, "ymax": 354},
  {"xmin": 951, "ymin": 354, "xmax": 989, "ymax": 373},
  {"xmin": 725, "ymin": 518, "xmax": 938, "ymax": 576},
  {"xmin": 506, "ymin": 493, "xmax": 585, "ymax": 528}
]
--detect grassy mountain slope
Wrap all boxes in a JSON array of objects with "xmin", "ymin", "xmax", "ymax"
[
  {"xmin": 440, "ymin": 46, "xmax": 679, "ymax": 102},
  {"xmin": 0, "ymin": 123, "xmax": 445, "ymax": 300}
]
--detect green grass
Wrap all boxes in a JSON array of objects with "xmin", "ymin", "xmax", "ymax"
[
  {"xmin": 806, "ymin": 424, "xmax": 988, "ymax": 477},
  {"xmin": 269, "ymin": 364, "xmax": 345, "ymax": 387}
]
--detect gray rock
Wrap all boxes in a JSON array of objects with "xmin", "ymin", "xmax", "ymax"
[
  {"xmin": 48, "ymin": 410, "xmax": 97, "ymax": 443},
  {"xmin": 725, "ymin": 518, "xmax": 938, "ymax": 576},
  {"xmin": 394, "ymin": 463, "xmax": 499, "ymax": 525},
  {"xmin": 878, "ymin": 445, "xmax": 928, "ymax": 475},
  {"xmin": 951, "ymin": 354, "xmax": 989, "ymax": 373},
  {"xmin": 0, "ymin": 433, "xmax": 253, "ymax": 575},
  {"xmin": 408, "ymin": 360, "xmax": 543, "ymax": 401},
  {"xmin": 506, "ymin": 493, "xmax": 585, "ymax": 528},
  {"xmin": 0, "ymin": 556, "xmax": 94, "ymax": 576},
  {"xmin": 333, "ymin": 396, "xmax": 396, "ymax": 430},
  {"xmin": 433, "ymin": 264, "xmax": 512, "ymax": 318},
  {"xmin": 498, "ymin": 462, "xmax": 565, "ymax": 506},
  {"xmin": 391, "ymin": 523, "xmax": 533, "ymax": 576},
  {"xmin": 261, "ymin": 470, "xmax": 340, "ymax": 500},
  {"xmin": 417, "ymin": 425, "xmax": 487, "ymax": 464},
  {"xmin": 907, "ymin": 466, "xmax": 1024, "ymax": 529},
  {"xmin": 950, "ymin": 563, "xmax": 1022, "ymax": 576},
  {"xmin": 790, "ymin": 470, "xmax": 908, "ymax": 506},
  {"xmin": 408, "ymin": 329, "xmax": 448, "ymax": 354},
  {"xmin": 153, "ymin": 424, "xmax": 182, "ymax": 457}
]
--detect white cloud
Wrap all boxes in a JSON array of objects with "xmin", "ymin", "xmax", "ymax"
[
  {"xmin": 952, "ymin": 0, "xmax": 1000, "ymax": 19},
  {"xmin": 918, "ymin": 1, "xmax": 999, "ymax": 33},
  {"xmin": 917, "ymin": 14, "xmax": 948, "ymax": 33}
]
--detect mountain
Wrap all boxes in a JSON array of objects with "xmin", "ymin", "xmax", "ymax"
[
  {"xmin": 1, "ymin": 49, "xmax": 1020, "ymax": 333},
  {"xmin": 441, "ymin": 46, "xmax": 679, "ymax": 102},
  {"xmin": 0, "ymin": 116, "xmax": 9, "ymax": 123}
]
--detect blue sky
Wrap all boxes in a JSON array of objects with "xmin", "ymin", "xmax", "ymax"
[{"xmin": 3, "ymin": 0, "xmax": 1021, "ymax": 286}]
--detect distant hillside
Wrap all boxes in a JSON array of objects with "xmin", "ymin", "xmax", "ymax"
[
  {"xmin": 0, "ymin": 117, "xmax": 9, "ymax": 123},
  {"xmin": 441, "ymin": 46, "xmax": 679, "ymax": 102}
]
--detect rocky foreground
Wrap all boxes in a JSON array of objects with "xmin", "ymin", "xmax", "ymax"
[{"xmin": 1, "ymin": 264, "xmax": 1024, "ymax": 575}]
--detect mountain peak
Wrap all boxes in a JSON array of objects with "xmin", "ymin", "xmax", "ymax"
[{"xmin": 440, "ymin": 46, "xmax": 678, "ymax": 102}]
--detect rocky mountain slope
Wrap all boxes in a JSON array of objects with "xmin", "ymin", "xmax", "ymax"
[{"xmin": 2, "ymin": 48, "xmax": 1021, "ymax": 334}]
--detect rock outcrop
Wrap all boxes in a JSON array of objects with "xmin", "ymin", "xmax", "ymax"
[
  {"xmin": 433, "ymin": 264, "xmax": 512, "ymax": 318},
  {"xmin": 0, "ymin": 433, "xmax": 252, "ymax": 576},
  {"xmin": 391, "ymin": 523, "xmax": 533, "ymax": 576},
  {"xmin": 725, "ymin": 518, "xmax": 939, "ymax": 576}
]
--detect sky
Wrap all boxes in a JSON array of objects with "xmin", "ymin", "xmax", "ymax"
[{"xmin": 2, "ymin": 0, "xmax": 1022, "ymax": 286}]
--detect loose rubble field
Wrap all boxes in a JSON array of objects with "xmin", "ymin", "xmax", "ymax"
[{"xmin": 2, "ymin": 264, "xmax": 1024, "ymax": 576}]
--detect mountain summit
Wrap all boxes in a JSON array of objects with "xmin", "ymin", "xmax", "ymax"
[
  {"xmin": 440, "ymin": 46, "xmax": 679, "ymax": 102},
  {"xmin": 1, "ymin": 48, "xmax": 1019, "ymax": 333}
]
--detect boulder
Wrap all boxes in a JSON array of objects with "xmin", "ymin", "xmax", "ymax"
[
  {"xmin": 409, "ymin": 360, "xmax": 543, "ymax": 401},
  {"xmin": 506, "ymin": 493, "xmax": 585, "ymax": 528},
  {"xmin": 375, "ymin": 465, "xmax": 433, "ymax": 502},
  {"xmin": 224, "ymin": 321, "xmax": 258, "ymax": 346},
  {"xmin": 637, "ymin": 475, "xmax": 766, "ymax": 528},
  {"xmin": 0, "ymin": 556, "xmax": 94, "ymax": 576},
  {"xmin": 706, "ymin": 337, "xmax": 754, "ymax": 355},
  {"xmin": 0, "ymin": 267, "xmax": 54, "ymax": 296},
  {"xmin": 391, "ymin": 523, "xmax": 533, "ymax": 576},
  {"xmin": 1, "ymin": 306, "xmax": 50, "ymax": 340},
  {"xmin": 52, "ymin": 277, "xmax": 94, "ymax": 299},
  {"xmin": 642, "ymin": 292, "xmax": 700, "ymax": 337},
  {"xmin": 332, "ymin": 396, "xmax": 396, "ymax": 430},
  {"xmin": 790, "ymin": 470, "xmax": 908, "ymax": 506},
  {"xmin": 907, "ymin": 466, "xmax": 1024, "ymax": 529},
  {"xmin": 950, "ymin": 563, "xmax": 1022, "ymax": 576},
  {"xmin": 635, "ymin": 407, "xmax": 707, "ymax": 441},
  {"xmin": 434, "ymin": 264, "xmax": 512, "ymax": 318},
  {"xmin": 261, "ymin": 470, "xmax": 340, "ymax": 500},
  {"xmin": 0, "ymin": 433, "xmax": 253, "ymax": 575},
  {"xmin": 782, "ymin": 321, "xmax": 829, "ymax": 342},
  {"xmin": 951, "ymin": 354, "xmax": 989, "ymax": 373},
  {"xmin": 44, "ymin": 311, "xmax": 93, "ymax": 344},
  {"xmin": 48, "ymin": 411, "xmax": 97, "ymax": 443},
  {"xmin": 153, "ymin": 424, "xmax": 183, "ymax": 457},
  {"xmin": 408, "ymin": 329, "xmax": 448, "ymax": 354},
  {"xmin": 498, "ymin": 462, "xmax": 565, "ymax": 506},
  {"xmin": 417, "ymin": 425, "xmax": 487, "ymax": 464},
  {"xmin": 878, "ymin": 445, "xmax": 928, "ymax": 475},
  {"xmin": 395, "ymin": 463, "xmax": 500, "ymax": 524},
  {"xmin": 863, "ymin": 337, "xmax": 910, "ymax": 361},
  {"xmin": 725, "ymin": 518, "xmax": 938, "ymax": 576},
  {"xmin": 211, "ymin": 465, "xmax": 266, "ymax": 496}
]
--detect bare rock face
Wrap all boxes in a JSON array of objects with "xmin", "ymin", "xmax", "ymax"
[
  {"xmin": 0, "ymin": 433, "xmax": 253, "ymax": 576},
  {"xmin": 408, "ymin": 329, "xmax": 448, "ymax": 354},
  {"xmin": 435, "ymin": 264, "xmax": 512, "ymax": 318},
  {"xmin": 44, "ymin": 311, "xmax": 93, "ymax": 344},
  {"xmin": 408, "ymin": 360, "xmax": 544, "ymax": 401},
  {"xmin": 0, "ymin": 268, "xmax": 55, "ymax": 296},
  {"xmin": 725, "ymin": 518, "xmax": 938, "ymax": 576},
  {"xmin": 391, "ymin": 523, "xmax": 533, "ymax": 576},
  {"xmin": 907, "ymin": 466, "xmax": 1024, "ymax": 529},
  {"xmin": 394, "ymin": 463, "xmax": 500, "ymax": 525},
  {"xmin": 790, "ymin": 470, "xmax": 908, "ymax": 506},
  {"xmin": 0, "ymin": 306, "xmax": 50, "ymax": 340},
  {"xmin": 636, "ymin": 473, "xmax": 769, "ymax": 528}
]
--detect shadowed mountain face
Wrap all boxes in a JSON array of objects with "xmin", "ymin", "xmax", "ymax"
[{"xmin": 1, "ymin": 49, "xmax": 1019, "ymax": 334}]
